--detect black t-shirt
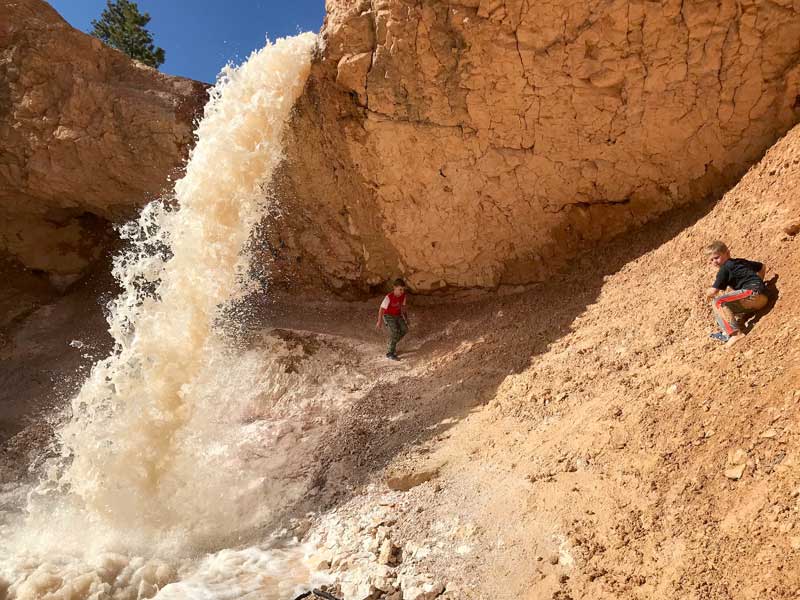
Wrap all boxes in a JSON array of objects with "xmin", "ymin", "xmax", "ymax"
[{"xmin": 713, "ymin": 258, "xmax": 765, "ymax": 293}]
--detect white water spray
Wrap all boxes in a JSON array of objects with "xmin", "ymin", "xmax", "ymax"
[{"xmin": 1, "ymin": 33, "xmax": 326, "ymax": 599}]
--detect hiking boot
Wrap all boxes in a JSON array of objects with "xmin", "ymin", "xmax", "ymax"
[
  {"xmin": 709, "ymin": 332, "xmax": 730, "ymax": 343},
  {"xmin": 386, "ymin": 352, "xmax": 399, "ymax": 361}
]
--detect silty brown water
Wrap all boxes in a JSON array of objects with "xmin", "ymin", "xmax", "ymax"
[{"xmin": 0, "ymin": 32, "xmax": 328, "ymax": 600}]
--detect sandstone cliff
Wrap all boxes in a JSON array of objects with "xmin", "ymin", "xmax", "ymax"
[
  {"xmin": 0, "ymin": 0, "xmax": 206, "ymax": 283},
  {"xmin": 273, "ymin": 0, "xmax": 800, "ymax": 291},
  {"xmin": 5, "ymin": 0, "xmax": 800, "ymax": 294}
]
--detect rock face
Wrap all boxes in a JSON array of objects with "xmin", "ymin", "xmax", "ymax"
[
  {"xmin": 0, "ymin": 0, "xmax": 206, "ymax": 282},
  {"xmin": 273, "ymin": 0, "xmax": 800, "ymax": 291},
  {"xmin": 5, "ymin": 0, "xmax": 800, "ymax": 293}
]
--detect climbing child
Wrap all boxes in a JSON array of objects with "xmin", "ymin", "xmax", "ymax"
[
  {"xmin": 704, "ymin": 241, "xmax": 768, "ymax": 345},
  {"xmin": 376, "ymin": 278, "xmax": 409, "ymax": 360}
]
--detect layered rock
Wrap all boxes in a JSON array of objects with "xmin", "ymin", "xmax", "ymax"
[
  {"xmin": 0, "ymin": 0, "xmax": 206, "ymax": 283},
  {"xmin": 5, "ymin": 0, "xmax": 800, "ymax": 293},
  {"xmin": 274, "ymin": 0, "xmax": 800, "ymax": 291}
]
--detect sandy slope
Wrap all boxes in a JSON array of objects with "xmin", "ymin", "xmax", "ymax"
[
  {"xmin": 1, "ymin": 126, "xmax": 799, "ymax": 598},
  {"xmin": 259, "ymin": 124, "xmax": 800, "ymax": 599}
]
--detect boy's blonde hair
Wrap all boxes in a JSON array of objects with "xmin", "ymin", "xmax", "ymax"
[{"xmin": 706, "ymin": 240, "xmax": 729, "ymax": 255}]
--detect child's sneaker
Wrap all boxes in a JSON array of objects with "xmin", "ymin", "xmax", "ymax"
[
  {"xmin": 386, "ymin": 352, "xmax": 399, "ymax": 361},
  {"xmin": 709, "ymin": 332, "xmax": 730, "ymax": 343}
]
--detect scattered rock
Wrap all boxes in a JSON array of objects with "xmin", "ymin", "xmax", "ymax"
[
  {"xmin": 728, "ymin": 448, "xmax": 748, "ymax": 465},
  {"xmin": 400, "ymin": 580, "xmax": 445, "ymax": 600},
  {"xmin": 725, "ymin": 448, "xmax": 749, "ymax": 480},
  {"xmin": 783, "ymin": 220, "xmax": 800, "ymax": 236},
  {"xmin": 378, "ymin": 539, "xmax": 401, "ymax": 566},
  {"xmin": 759, "ymin": 428, "xmax": 779, "ymax": 439},
  {"xmin": 315, "ymin": 559, "xmax": 332, "ymax": 571},
  {"xmin": 339, "ymin": 580, "xmax": 382, "ymax": 600},
  {"xmin": 386, "ymin": 466, "xmax": 440, "ymax": 492},
  {"xmin": 724, "ymin": 463, "xmax": 747, "ymax": 481}
]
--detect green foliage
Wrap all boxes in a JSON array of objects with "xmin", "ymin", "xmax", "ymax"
[{"xmin": 90, "ymin": 0, "xmax": 165, "ymax": 68}]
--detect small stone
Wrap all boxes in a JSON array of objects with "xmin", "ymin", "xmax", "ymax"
[
  {"xmin": 760, "ymin": 428, "xmax": 778, "ymax": 439},
  {"xmin": 725, "ymin": 463, "xmax": 746, "ymax": 480},
  {"xmin": 783, "ymin": 220, "xmax": 800, "ymax": 236},
  {"xmin": 548, "ymin": 554, "xmax": 559, "ymax": 565},
  {"xmin": 410, "ymin": 583, "xmax": 445, "ymax": 600},
  {"xmin": 340, "ymin": 580, "xmax": 381, "ymax": 600},
  {"xmin": 728, "ymin": 448, "xmax": 748, "ymax": 465},
  {"xmin": 378, "ymin": 539, "xmax": 401, "ymax": 566}
]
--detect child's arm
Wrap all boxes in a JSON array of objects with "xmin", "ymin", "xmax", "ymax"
[
  {"xmin": 401, "ymin": 304, "xmax": 410, "ymax": 326},
  {"xmin": 706, "ymin": 265, "xmax": 728, "ymax": 299},
  {"xmin": 376, "ymin": 294, "xmax": 389, "ymax": 330}
]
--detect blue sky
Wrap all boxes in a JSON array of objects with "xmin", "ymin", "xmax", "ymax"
[{"xmin": 48, "ymin": 0, "xmax": 325, "ymax": 82}]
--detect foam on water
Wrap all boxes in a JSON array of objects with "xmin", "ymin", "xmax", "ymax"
[{"xmin": 0, "ymin": 32, "xmax": 322, "ymax": 599}]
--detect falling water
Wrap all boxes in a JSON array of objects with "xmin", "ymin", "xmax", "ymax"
[{"xmin": 0, "ymin": 33, "xmax": 330, "ymax": 599}]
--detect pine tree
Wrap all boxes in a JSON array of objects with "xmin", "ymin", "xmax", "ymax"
[{"xmin": 90, "ymin": 0, "xmax": 165, "ymax": 69}]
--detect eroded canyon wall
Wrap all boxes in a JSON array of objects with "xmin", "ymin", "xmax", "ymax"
[
  {"xmin": 0, "ymin": 0, "xmax": 206, "ymax": 283},
  {"xmin": 4, "ymin": 0, "xmax": 800, "ymax": 293},
  {"xmin": 273, "ymin": 0, "xmax": 800, "ymax": 291}
]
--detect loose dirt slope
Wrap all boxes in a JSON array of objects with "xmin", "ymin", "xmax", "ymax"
[
  {"xmin": 261, "ymin": 123, "xmax": 800, "ymax": 598},
  {"xmin": 462, "ymin": 122, "xmax": 800, "ymax": 598}
]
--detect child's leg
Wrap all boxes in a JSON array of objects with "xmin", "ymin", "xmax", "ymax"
[
  {"xmin": 713, "ymin": 290, "xmax": 763, "ymax": 336},
  {"xmin": 735, "ymin": 293, "xmax": 768, "ymax": 313},
  {"xmin": 384, "ymin": 316, "xmax": 401, "ymax": 355},
  {"xmin": 712, "ymin": 294, "xmax": 739, "ymax": 336},
  {"xmin": 397, "ymin": 318, "xmax": 408, "ymax": 341}
]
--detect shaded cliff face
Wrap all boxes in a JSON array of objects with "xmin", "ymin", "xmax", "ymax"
[
  {"xmin": 0, "ymin": 0, "xmax": 206, "ymax": 283},
  {"xmin": 273, "ymin": 0, "xmax": 800, "ymax": 291}
]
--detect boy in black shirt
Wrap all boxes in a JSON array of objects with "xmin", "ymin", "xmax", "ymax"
[{"xmin": 704, "ymin": 241, "xmax": 767, "ymax": 345}]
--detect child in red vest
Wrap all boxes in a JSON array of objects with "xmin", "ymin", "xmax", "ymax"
[
  {"xmin": 375, "ymin": 278, "xmax": 409, "ymax": 360},
  {"xmin": 705, "ymin": 241, "xmax": 768, "ymax": 346}
]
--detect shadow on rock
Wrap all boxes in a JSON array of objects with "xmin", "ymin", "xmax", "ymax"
[{"xmin": 257, "ymin": 199, "xmax": 717, "ymax": 529}]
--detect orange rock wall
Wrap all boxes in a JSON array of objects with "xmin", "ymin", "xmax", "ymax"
[
  {"xmin": 0, "ymin": 0, "xmax": 206, "ymax": 280},
  {"xmin": 274, "ymin": 0, "xmax": 800, "ymax": 291}
]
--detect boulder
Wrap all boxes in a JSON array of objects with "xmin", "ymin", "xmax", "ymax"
[{"xmin": 0, "ymin": 0, "xmax": 207, "ymax": 281}]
